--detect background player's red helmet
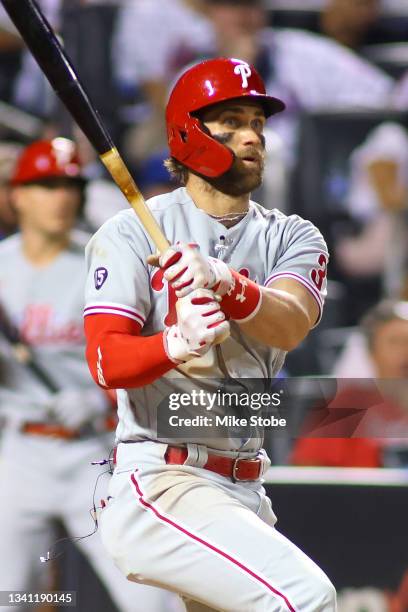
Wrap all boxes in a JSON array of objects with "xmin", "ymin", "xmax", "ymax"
[
  {"xmin": 11, "ymin": 138, "xmax": 84, "ymax": 186},
  {"xmin": 166, "ymin": 57, "xmax": 285, "ymax": 178}
]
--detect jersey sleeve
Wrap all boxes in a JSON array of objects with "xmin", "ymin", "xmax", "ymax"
[
  {"xmin": 84, "ymin": 214, "xmax": 151, "ymax": 328},
  {"xmin": 265, "ymin": 215, "xmax": 329, "ymax": 326}
]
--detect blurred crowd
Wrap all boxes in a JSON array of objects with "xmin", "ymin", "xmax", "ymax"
[
  {"xmin": 0, "ymin": 2, "xmax": 407, "ymax": 609},
  {"xmin": 1, "ymin": 2, "xmax": 408, "ymax": 455}
]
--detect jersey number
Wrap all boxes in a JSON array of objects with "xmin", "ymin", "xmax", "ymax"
[{"xmin": 311, "ymin": 254, "xmax": 328, "ymax": 291}]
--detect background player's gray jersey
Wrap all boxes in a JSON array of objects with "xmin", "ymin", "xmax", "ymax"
[
  {"xmin": 85, "ymin": 187, "xmax": 328, "ymax": 451},
  {"xmin": 0, "ymin": 231, "xmax": 96, "ymax": 424}
]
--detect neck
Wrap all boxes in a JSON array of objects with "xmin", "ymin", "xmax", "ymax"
[
  {"xmin": 21, "ymin": 227, "xmax": 69, "ymax": 266},
  {"xmin": 186, "ymin": 174, "xmax": 250, "ymax": 216}
]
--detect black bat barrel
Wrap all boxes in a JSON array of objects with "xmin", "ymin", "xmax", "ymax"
[{"xmin": 1, "ymin": 0, "xmax": 114, "ymax": 155}]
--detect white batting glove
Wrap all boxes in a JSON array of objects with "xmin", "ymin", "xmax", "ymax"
[
  {"xmin": 160, "ymin": 243, "xmax": 233, "ymax": 298},
  {"xmin": 46, "ymin": 389, "xmax": 108, "ymax": 431},
  {"xmin": 164, "ymin": 288, "xmax": 230, "ymax": 362}
]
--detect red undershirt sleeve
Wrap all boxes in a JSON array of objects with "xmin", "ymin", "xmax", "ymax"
[{"xmin": 84, "ymin": 314, "xmax": 175, "ymax": 389}]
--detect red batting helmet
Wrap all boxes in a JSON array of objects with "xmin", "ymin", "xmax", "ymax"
[
  {"xmin": 166, "ymin": 57, "xmax": 285, "ymax": 178},
  {"xmin": 11, "ymin": 138, "xmax": 84, "ymax": 186}
]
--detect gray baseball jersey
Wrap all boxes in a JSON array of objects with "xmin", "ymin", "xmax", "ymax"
[
  {"xmin": 84, "ymin": 187, "xmax": 328, "ymax": 452},
  {"xmin": 0, "ymin": 231, "xmax": 92, "ymax": 418}
]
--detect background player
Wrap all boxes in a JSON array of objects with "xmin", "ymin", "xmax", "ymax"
[
  {"xmin": 0, "ymin": 138, "xmax": 183, "ymax": 612},
  {"xmin": 84, "ymin": 58, "xmax": 336, "ymax": 611}
]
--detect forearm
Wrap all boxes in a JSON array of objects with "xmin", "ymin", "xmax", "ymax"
[
  {"xmin": 84, "ymin": 314, "xmax": 175, "ymax": 389},
  {"xmin": 215, "ymin": 267, "xmax": 313, "ymax": 350},
  {"xmin": 239, "ymin": 286, "xmax": 312, "ymax": 351}
]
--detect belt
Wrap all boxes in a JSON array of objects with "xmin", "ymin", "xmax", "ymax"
[
  {"xmin": 21, "ymin": 416, "xmax": 117, "ymax": 440},
  {"xmin": 21, "ymin": 423, "xmax": 81, "ymax": 440},
  {"xmin": 165, "ymin": 446, "xmax": 263, "ymax": 482}
]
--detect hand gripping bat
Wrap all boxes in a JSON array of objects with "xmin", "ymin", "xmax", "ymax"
[{"xmin": 1, "ymin": 0, "xmax": 170, "ymax": 253}]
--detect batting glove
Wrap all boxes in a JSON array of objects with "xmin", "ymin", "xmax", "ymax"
[
  {"xmin": 160, "ymin": 243, "xmax": 233, "ymax": 298},
  {"xmin": 160, "ymin": 243, "xmax": 262, "ymax": 323},
  {"xmin": 164, "ymin": 288, "xmax": 230, "ymax": 363}
]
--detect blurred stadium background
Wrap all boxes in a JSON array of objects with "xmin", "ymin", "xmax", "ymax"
[{"xmin": 1, "ymin": 0, "xmax": 408, "ymax": 610}]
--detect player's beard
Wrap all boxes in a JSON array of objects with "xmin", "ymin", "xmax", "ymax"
[{"xmin": 202, "ymin": 134, "xmax": 265, "ymax": 196}]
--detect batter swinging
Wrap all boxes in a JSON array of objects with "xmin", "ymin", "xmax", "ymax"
[{"xmin": 84, "ymin": 58, "xmax": 336, "ymax": 612}]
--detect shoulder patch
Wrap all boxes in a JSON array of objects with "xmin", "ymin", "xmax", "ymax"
[{"xmin": 94, "ymin": 267, "xmax": 108, "ymax": 290}]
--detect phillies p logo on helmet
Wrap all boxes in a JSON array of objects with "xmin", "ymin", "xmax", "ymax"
[{"xmin": 233, "ymin": 63, "xmax": 252, "ymax": 89}]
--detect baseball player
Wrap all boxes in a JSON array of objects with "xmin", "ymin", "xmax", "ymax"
[
  {"xmin": 84, "ymin": 59, "xmax": 336, "ymax": 611},
  {"xmin": 0, "ymin": 138, "xmax": 182, "ymax": 612}
]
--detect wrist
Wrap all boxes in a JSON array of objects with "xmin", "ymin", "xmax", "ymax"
[
  {"xmin": 208, "ymin": 257, "xmax": 233, "ymax": 295},
  {"xmin": 163, "ymin": 326, "xmax": 193, "ymax": 364},
  {"xmin": 220, "ymin": 269, "xmax": 262, "ymax": 322}
]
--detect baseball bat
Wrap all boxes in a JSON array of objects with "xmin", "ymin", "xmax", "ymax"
[
  {"xmin": 1, "ymin": 0, "xmax": 169, "ymax": 253},
  {"xmin": 0, "ymin": 302, "xmax": 59, "ymax": 392}
]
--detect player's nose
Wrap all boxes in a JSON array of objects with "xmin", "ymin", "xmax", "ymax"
[
  {"xmin": 239, "ymin": 126, "xmax": 263, "ymax": 147},
  {"xmin": 50, "ymin": 189, "xmax": 80, "ymax": 214}
]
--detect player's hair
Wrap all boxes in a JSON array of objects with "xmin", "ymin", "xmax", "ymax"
[
  {"xmin": 360, "ymin": 300, "xmax": 408, "ymax": 350},
  {"xmin": 164, "ymin": 156, "xmax": 189, "ymax": 185}
]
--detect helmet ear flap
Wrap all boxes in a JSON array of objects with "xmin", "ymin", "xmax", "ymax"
[{"xmin": 168, "ymin": 117, "xmax": 234, "ymax": 178}]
